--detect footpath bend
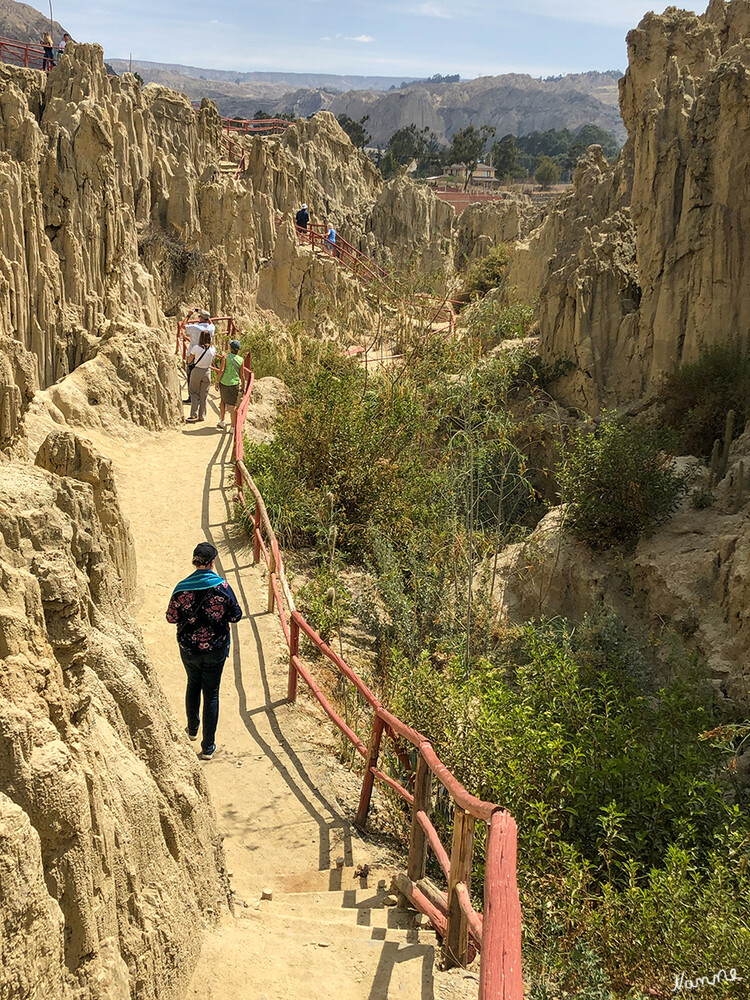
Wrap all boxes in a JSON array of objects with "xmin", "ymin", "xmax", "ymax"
[{"xmin": 92, "ymin": 391, "xmax": 479, "ymax": 1000}]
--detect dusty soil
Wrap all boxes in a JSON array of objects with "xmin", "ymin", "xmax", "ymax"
[{"xmin": 88, "ymin": 391, "xmax": 479, "ymax": 1000}]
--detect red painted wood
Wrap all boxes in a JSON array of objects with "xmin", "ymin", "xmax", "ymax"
[
  {"xmin": 288, "ymin": 617, "xmax": 300, "ymax": 703},
  {"xmin": 416, "ymin": 809, "xmax": 451, "ymax": 879},
  {"xmin": 480, "ymin": 811, "xmax": 523, "ymax": 1000},
  {"xmin": 355, "ymin": 715, "xmax": 384, "ymax": 827},
  {"xmin": 291, "ymin": 655, "xmax": 368, "ymax": 759}
]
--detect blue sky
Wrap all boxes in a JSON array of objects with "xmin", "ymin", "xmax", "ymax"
[{"xmin": 52, "ymin": 0, "xmax": 704, "ymax": 78}]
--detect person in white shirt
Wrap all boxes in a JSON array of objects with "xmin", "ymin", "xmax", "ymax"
[
  {"xmin": 185, "ymin": 330, "xmax": 216, "ymax": 422},
  {"xmin": 185, "ymin": 308, "xmax": 216, "ymax": 356}
]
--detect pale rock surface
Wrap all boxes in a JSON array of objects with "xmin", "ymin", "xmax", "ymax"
[
  {"xmin": 505, "ymin": 0, "xmax": 750, "ymax": 410},
  {"xmin": 455, "ymin": 194, "xmax": 533, "ymax": 266},
  {"xmin": 367, "ymin": 169, "xmax": 456, "ymax": 277},
  {"xmin": 492, "ymin": 431, "xmax": 750, "ymax": 701},
  {"xmin": 0, "ymin": 451, "xmax": 227, "ymax": 999}
]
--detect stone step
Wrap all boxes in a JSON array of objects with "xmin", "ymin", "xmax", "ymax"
[
  {"xmin": 275, "ymin": 864, "xmax": 393, "ymax": 894},
  {"xmin": 239, "ymin": 906, "xmax": 437, "ymax": 944}
]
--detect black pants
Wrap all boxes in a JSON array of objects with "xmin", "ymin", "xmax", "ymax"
[{"xmin": 180, "ymin": 647, "xmax": 227, "ymax": 754}]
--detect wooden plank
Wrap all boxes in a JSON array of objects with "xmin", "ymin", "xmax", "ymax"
[
  {"xmin": 407, "ymin": 755, "xmax": 432, "ymax": 881},
  {"xmin": 444, "ymin": 807, "xmax": 475, "ymax": 969},
  {"xmin": 287, "ymin": 617, "xmax": 300, "ymax": 703},
  {"xmin": 392, "ymin": 872, "xmax": 447, "ymax": 939},
  {"xmin": 480, "ymin": 811, "xmax": 523, "ymax": 1000},
  {"xmin": 354, "ymin": 715, "xmax": 384, "ymax": 828}
]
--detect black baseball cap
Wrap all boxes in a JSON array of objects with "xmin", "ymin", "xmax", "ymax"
[{"xmin": 193, "ymin": 542, "xmax": 218, "ymax": 565}]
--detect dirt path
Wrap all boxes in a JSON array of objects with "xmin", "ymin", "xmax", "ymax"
[{"xmin": 90, "ymin": 395, "xmax": 478, "ymax": 1000}]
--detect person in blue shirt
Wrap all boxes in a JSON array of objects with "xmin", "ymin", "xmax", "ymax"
[
  {"xmin": 325, "ymin": 222, "xmax": 338, "ymax": 257},
  {"xmin": 166, "ymin": 542, "xmax": 242, "ymax": 759}
]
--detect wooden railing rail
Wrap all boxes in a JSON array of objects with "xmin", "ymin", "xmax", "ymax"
[
  {"xmin": 229, "ymin": 356, "xmax": 522, "ymax": 997},
  {"xmin": 175, "ymin": 304, "xmax": 523, "ymax": 997},
  {"xmin": 0, "ymin": 36, "xmax": 49, "ymax": 71}
]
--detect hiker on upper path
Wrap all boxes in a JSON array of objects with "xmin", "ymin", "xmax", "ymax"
[
  {"xmin": 166, "ymin": 542, "xmax": 243, "ymax": 760},
  {"xmin": 215, "ymin": 338, "xmax": 246, "ymax": 430},
  {"xmin": 58, "ymin": 32, "xmax": 71, "ymax": 59},
  {"xmin": 295, "ymin": 203, "xmax": 310, "ymax": 237},
  {"xmin": 325, "ymin": 221, "xmax": 338, "ymax": 257},
  {"xmin": 186, "ymin": 329, "xmax": 216, "ymax": 423},
  {"xmin": 41, "ymin": 32, "xmax": 55, "ymax": 70}
]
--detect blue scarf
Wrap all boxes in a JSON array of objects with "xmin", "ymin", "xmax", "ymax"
[{"xmin": 171, "ymin": 569, "xmax": 225, "ymax": 596}]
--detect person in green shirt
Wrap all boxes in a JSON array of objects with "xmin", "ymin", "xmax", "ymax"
[{"xmin": 215, "ymin": 339, "xmax": 246, "ymax": 430}]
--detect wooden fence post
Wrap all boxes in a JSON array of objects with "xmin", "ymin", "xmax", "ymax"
[
  {"xmin": 444, "ymin": 807, "xmax": 476, "ymax": 969},
  {"xmin": 354, "ymin": 714, "xmax": 384, "ymax": 829},
  {"xmin": 480, "ymin": 811, "xmax": 524, "ymax": 1000},
  {"xmin": 253, "ymin": 502, "xmax": 261, "ymax": 564},
  {"xmin": 288, "ymin": 616, "xmax": 300, "ymax": 703},
  {"xmin": 407, "ymin": 753, "xmax": 432, "ymax": 881},
  {"xmin": 267, "ymin": 548, "xmax": 276, "ymax": 613}
]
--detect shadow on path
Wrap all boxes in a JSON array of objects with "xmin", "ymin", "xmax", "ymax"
[{"xmin": 200, "ymin": 425, "xmax": 353, "ymax": 871}]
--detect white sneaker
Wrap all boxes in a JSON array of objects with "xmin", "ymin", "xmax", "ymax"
[{"xmin": 217, "ymin": 420, "xmax": 226, "ymax": 429}]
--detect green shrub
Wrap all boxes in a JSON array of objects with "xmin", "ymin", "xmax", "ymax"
[
  {"xmin": 297, "ymin": 566, "xmax": 351, "ymax": 645},
  {"xmin": 384, "ymin": 610, "xmax": 748, "ymax": 996},
  {"xmin": 458, "ymin": 243, "xmax": 513, "ymax": 301},
  {"xmin": 460, "ymin": 299, "xmax": 535, "ymax": 346},
  {"xmin": 659, "ymin": 339, "xmax": 750, "ymax": 457},
  {"xmin": 559, "ymin": 416, "xmax": 690, "ymax": 548}
]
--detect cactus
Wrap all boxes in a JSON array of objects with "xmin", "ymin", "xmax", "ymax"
[{"xmin": 709, "ymin": 409, "xmax": 736, "ymax": 485}]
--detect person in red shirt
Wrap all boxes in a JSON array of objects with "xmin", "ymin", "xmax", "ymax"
[{"xmin": 166, "ymin": 542, "xmax": 242, "ymax": 759}]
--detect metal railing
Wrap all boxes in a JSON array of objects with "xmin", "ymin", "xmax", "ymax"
[
  {"xmin": 0, "ymin": 36, "xmax": 52, "ymax": 71},
  {"xmin": 222, "ymin": 322, "xmax": 523, "ymax": 999}
]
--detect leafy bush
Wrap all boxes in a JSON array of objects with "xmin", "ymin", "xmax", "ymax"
[
  {"xmin": 460, "ymin": 299, "xmax": 535, "ymax": 346},
  {"xmin": 458, "ymin": 243, "xmax": 512, "ymax": 301},
  {"xmin": 297, "ymin": 566, "xmax": 351, "ymax": 645},
  {"xmin": 559, "ymin": 416, "xmax": 690, "ymax": 548},
  {"xmin": 659, "ymin": 339, "xmax": 750, "ymax": 457},
  {"xmin": 383, "ymin": 610, "xmax": 748, "ymax": 996}
]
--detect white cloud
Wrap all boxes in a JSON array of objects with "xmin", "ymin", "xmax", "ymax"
[
  {"xmin": 345, "ymin": 34, "xmax": 375, "ymax": 43},
  {"xmin": 410, "ymin": 2, "xmax": 453, "ymax": 18},
  {"xmin": 320, "ymin": 35, "xmax": 331, "ymax": 41}
]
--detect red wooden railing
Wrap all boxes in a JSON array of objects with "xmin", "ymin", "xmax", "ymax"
[
  {"xmin": 0, "ymin": 36, "xmax": 52, "ymax": 71},
  {"xmin": 175, "ymin": 315, "xmax": 241, "ymax": 365},
  {"xmin": 220, "ymin": 321, "xmax": 523, "ymax": 998},
  {"xmin": 292, "ymin": 221, "xmax": 457, "ymax": 333}
]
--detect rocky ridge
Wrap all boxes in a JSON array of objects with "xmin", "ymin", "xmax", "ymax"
[{"xmin": 505, "ymin": 0, "xmax": 750, "ymax": 412}]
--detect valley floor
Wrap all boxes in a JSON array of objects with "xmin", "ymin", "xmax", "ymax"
[{"xmin": 89, "ymin": 393, "xmax": 479, "ymax": 1000}]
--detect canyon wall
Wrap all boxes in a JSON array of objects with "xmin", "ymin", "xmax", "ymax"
[
  {"xmin": 0, "ymin": 44, "xmax": 459, "ymax": 1000},
  {"xmin": 0, "ymin": 432, "xmax": 227, "ymax": 1000},
  {"xmin": 508, "ymin": 0, "xmax": 750, "ymax": 411}
]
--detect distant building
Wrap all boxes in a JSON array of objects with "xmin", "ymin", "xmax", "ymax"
[{"xmin": 442, "ymin": 162, "xmax": 501, "ymax": 190}]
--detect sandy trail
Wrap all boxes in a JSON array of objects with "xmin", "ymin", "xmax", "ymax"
[{"xmin": 90, "ymin": 393, "xmax": 464, "ymax": 999}]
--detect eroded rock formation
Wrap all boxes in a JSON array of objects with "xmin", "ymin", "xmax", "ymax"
[
  {"xmin": 0, "ymin": 436, "xmax": 227, "ymax": 999},
  {"xmin": 507, "ymin": 0, "xmax": 750, "ymax": 411}
]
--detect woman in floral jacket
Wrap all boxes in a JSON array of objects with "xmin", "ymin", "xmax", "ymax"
[{"xmin": 166, "ymin": 542, "xmax": 243, "ymax": 759}]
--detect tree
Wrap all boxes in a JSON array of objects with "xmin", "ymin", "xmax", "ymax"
[
  {"xmin": 380, "ymin": 124, "xmax": 442, "ymax": 179},
  {"xmin": 564, "ymin": 141, "xmax": 587, "ymax": 175},
  {"xmin": 491, "ymin": 135, "xmax": 524, "ymax": 181},
  {"xmin": 535, "ymin": 155, "xmax": 561, "ymax": 189},
  {"xmin": 336, "ymin": 114, "xmax": 371, "ymax": 149},
  {"xmin": 447, "ymin": 124, "xmax": 496, "ymax": 190}
]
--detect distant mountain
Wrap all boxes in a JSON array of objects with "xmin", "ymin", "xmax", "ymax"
[
  {"xmin": 0, "ymin": 0, "xmax": 65, "ymax": 43},
  {"xmin": 107, "ymin": 60, "xmax": 417, "ymax": 93},
  {"xmin": 231, "ymin": 72, "xmax": 627, "ymax": 147},
  {"xmin": 110, "ymin": 59, "xmax": 626, "ymax": 147}
]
